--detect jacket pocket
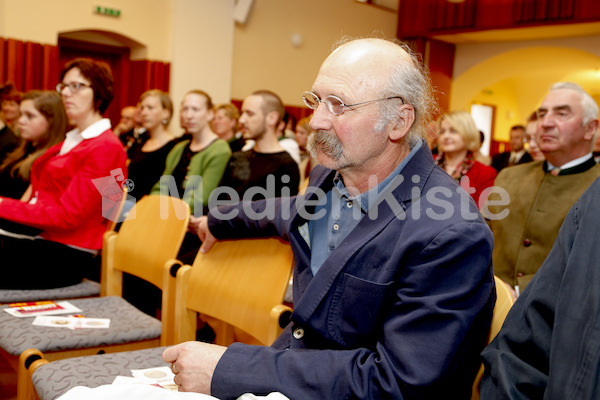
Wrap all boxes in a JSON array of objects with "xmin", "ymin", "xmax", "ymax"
[{"xmin": 327, "ymin": 273, "xmax": 393, "ymax": 347}]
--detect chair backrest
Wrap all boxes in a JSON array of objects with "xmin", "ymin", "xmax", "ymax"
[
  {"xmin": 174, "ymin": 237, "xmax": 294, "ymax": 346},
  {"xmin": 103, "ymin": 195, "xmax": 190, "ymax": 293},
  {"xmin": 102, "ymin": 195, "xmax": 190, "ymax": 345},
  {"xmin": 471, "ymin": 275, "xmax": 515, "ymax": 400}
]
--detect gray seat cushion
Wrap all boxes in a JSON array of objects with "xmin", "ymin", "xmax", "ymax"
[
  {"xmin": 32, "ymin": 346, "xmax": 168, "ymax": 400},
  {"xmin": 0, "ymin": 280, "xmax": 101, "ymax": 303},
  {"xmin": 0, "ymin": 296, "xmax": 161, "ymax": 356}
]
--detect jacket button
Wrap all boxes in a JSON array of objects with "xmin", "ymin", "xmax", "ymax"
[
  {"xmin": 293, "ymin": 327, "xmax": 304, "ymax": 339},
  {"xmin": 523, "ymin": 239, "xmax": 532, "ymax": 247},
  {"xmin": 516, "ymin": 272, "xmax": 524, "ymax": 277}
]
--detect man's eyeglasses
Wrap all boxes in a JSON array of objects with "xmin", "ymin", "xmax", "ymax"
[
  {"xmin": 56, "ymin": 82, "xmax": 92, "ymax": 94},
  {"xmin": 302, "ymin": 91, "xmax": 404, "ymax": 116}
]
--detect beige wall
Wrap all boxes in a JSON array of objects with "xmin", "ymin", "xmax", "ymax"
[
  {"xmin": 0, "ymin": 0, "xmax": 235, "ymax": 127},
  {"xmin": 0, "ymin": 0, "xmax": 172, "ymax": 60},
  {"xmin": 0, "ymin": 0, "xmax": 397, "ymax": 109},
  {"xmin": 231, "ymin": 0, "xmax": 398, "ymax": 106},
  {"xmin": 170, "ymin": 0, "xmax": 234, "ymax": 124}
]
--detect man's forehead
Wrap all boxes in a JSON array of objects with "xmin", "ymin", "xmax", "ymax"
[
  {"xmin": 540, "ymin": 89, "xmax": 582, "ymax": 110},
  {"xmin": 242, "ymin": 95, "xmax": 262, "ymax": 110}
]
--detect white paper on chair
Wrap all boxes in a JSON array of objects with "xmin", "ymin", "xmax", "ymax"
[
  {"xmin": 32, "ymin": 315, "xmax": 110, "ymax": 329},
  {"xmin": 56, "ymin": 385, "xmax": 219, "ymax": 400},
  {"xmin": 3, "ymin": 300, "xmax": 82, "ymax": 317},
  {"xmin": 57, "ymin": 385, "xmax": 290, "ymax": 400},
  {"xmin": 129, "ymin": 366, "xmax": 178, "ymax": 390}
]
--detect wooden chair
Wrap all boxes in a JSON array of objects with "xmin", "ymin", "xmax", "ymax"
[
  {"xmin": 1, "ymin": 195, "xmax": 190, "ymax": 400},
  {"xmin": 174, "ymin": 237, "xmax": 294, "ymax": 346},
  {"xmin": 27, "ymin": 237, "xmax": 294, "ymax": 400},
  {"xmin": 471, "ymin": 276, "xmax": 515, "ymax": 400}
]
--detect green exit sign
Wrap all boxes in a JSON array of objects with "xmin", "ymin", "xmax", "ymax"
[{"xmin": 95, "ymin": 6, "xmax": 121, "ymax": 17}]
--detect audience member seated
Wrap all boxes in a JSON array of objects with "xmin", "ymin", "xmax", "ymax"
[
  {"xmin": 481, "ymin": 176, "xmax": 600, "ymax": 399},
  {"xmin": 435, "ymin": 110, "xmax": 497, "ymax": 208},
  {"xmin": 212, "ymin": 103, "xmax": 245, "ymax": 152},
  {"xmin": 114, "ymin": 105, "xmax": 145, "ymax": 151},
  {"xmin": 0, "ymin": 90, "xmax": 67, "ymax": 199},
  {"xmin": 295, "ymin": 115, "xmax": 318, "ymax": 184},
  {"xmin": 0, "ymin": 81, "xmax": 23, "ymax": 132},
  {"xmin": 126, "ymin": 90, "xmax": 177, "ymax": 201},
  {"xmin": 491, "ymin": 124, "xmax": 533, "ymax": 172},
  {"xmin": 162, "ymin": 38, "xmax": 495, "ymax": 399},
  {"xmin": 487, "ymin": 82, "xmax": 600, "ymax": 295},
  {"xmin": 282, "ymin": 110, "xmax": 297, "ymax": 138},
  {"xmin": 276, "ymin": 111, "xmax": 301, "ymax": 164},
  {"xmin": 525, "ymin": 110, "xmax": 545, "ymax": 162},
  {"xmin": 0, "ymin": 58, "xmax": 127, "ymax": 289},
  {"xmin": 217, "ymin": 90, "xmax": 300, "ymax": 202},
  {"xmin": 151, "ymin": 90, "xmax": 231, "ymax": 260},
  {"xmin": 242, "ymin": 109, "xmax": 302, "ymax": 165},
  {"xmin": 0, "ymin": 82, "xmax": 22, "ymax": 163},
  {"xmin": 474, "ymin": 130, "xmax": 492, "ymax": 166}
]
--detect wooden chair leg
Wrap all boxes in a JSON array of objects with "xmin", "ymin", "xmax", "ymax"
[
  {"xmin": 17, "ymin": 349, "xmax": 45, "ymax": 400},
  {"xmin": 27, "ymin": 358, "xmax": 49, "ymax": 400}
]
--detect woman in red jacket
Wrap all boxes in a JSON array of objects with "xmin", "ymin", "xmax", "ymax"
[
  {"xmin": 0, "ymin": 58, "xmax": 127, "ymax": 289},
  {"xmin": 435, "ymin": 110, "xmax": 497, "ymax": 209}
]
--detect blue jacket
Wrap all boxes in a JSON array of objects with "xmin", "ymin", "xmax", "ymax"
[
  {"xmin": 481, "ymin": 177, "xmax": 600, "ymax": 400},
  {"xmin": 209, "ymin": 143, "xmax": 495, "ymax": 399}
]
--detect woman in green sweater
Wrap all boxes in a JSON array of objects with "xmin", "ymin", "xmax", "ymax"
[{"xmin": 151, "ymin": 89, "xmax": 231, "ymax": 257}]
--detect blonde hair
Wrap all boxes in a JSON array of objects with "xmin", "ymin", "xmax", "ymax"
[
  {"xmin": 296, "ymin": 115, "xmax": 312, "ymax": 132},
  {"xmin": 140, "ymin": 89, "xmax": 173, "ymax": 126},
  {"xmin": 437, "ymin": 111, "xmax": 479, "ymax": 151}
]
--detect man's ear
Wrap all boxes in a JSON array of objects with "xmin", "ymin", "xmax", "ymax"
[
  {"xmin": 389, "ymin": 106, "xmax": 415, "ymax": 141},
  {"xmin": 265, "ymin": 111, "xmax": 280, "ymax": 128},
  {"xmin": 584, "ymin": 119, "xmax": 599, "ymax": 141}
]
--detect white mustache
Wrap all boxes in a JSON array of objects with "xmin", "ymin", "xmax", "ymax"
[{"xmin": 307, "ymin": 130, "xmax": 343, "ymax": 160}]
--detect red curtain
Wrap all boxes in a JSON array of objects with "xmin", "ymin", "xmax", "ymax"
[
  {"xmin": 1, "ymin": 37, "xmax": 171, "ymax": 127},
  {"xmin": 129, "ymin": 60, "xmax": 170, "ymax": 106},
  {"xmin": 0, "ymin": 38, "xmax": 59, "ymax": 92}
]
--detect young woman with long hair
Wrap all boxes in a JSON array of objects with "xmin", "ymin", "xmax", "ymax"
[{"xmin": 0, "ymin": 90, "xmax": 67, "ymax": 199}]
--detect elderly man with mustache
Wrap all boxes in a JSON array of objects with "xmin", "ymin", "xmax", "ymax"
[{"xmin": 164, "ymin": 37, "xmax": 495, "ymax": 400}]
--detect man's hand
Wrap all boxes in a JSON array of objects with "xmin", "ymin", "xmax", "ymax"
[
  {"xmin": 197, "ymin": 216, "xmax": 217, "ymax": 253},
  {"xmin": 113, "ymin": 119, "xmax": 134, "ymax": 136},
  {"xmin": 163, "ymin": 341, "xmax": 227, "ymax": 393},
  {"xmin": 188, "ymin": 216, "xmax": 201, "ymax": 235}
]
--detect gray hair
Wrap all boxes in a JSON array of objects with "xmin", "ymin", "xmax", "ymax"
[{"xmin": 550, "ymin": 82, "xmax": 599, "ymax": 125}]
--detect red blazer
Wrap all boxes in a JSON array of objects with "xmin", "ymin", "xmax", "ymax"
[
  {"xmin": 0, "ymin": 130, "xmax": 127, "ymax": 250},
  {"xmin": 463, "ymin": 161, "xmax": 497, "ymax": 207}
]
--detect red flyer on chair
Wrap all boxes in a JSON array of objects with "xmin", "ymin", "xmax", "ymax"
[{"xmin": 3, "ymin": 300, "xmax": 82, "ymax": 318}]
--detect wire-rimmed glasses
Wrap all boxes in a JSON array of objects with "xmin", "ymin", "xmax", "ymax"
[{"xmin": 302, "ymin": 91, "xmax": 404, "ymax": 116}]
